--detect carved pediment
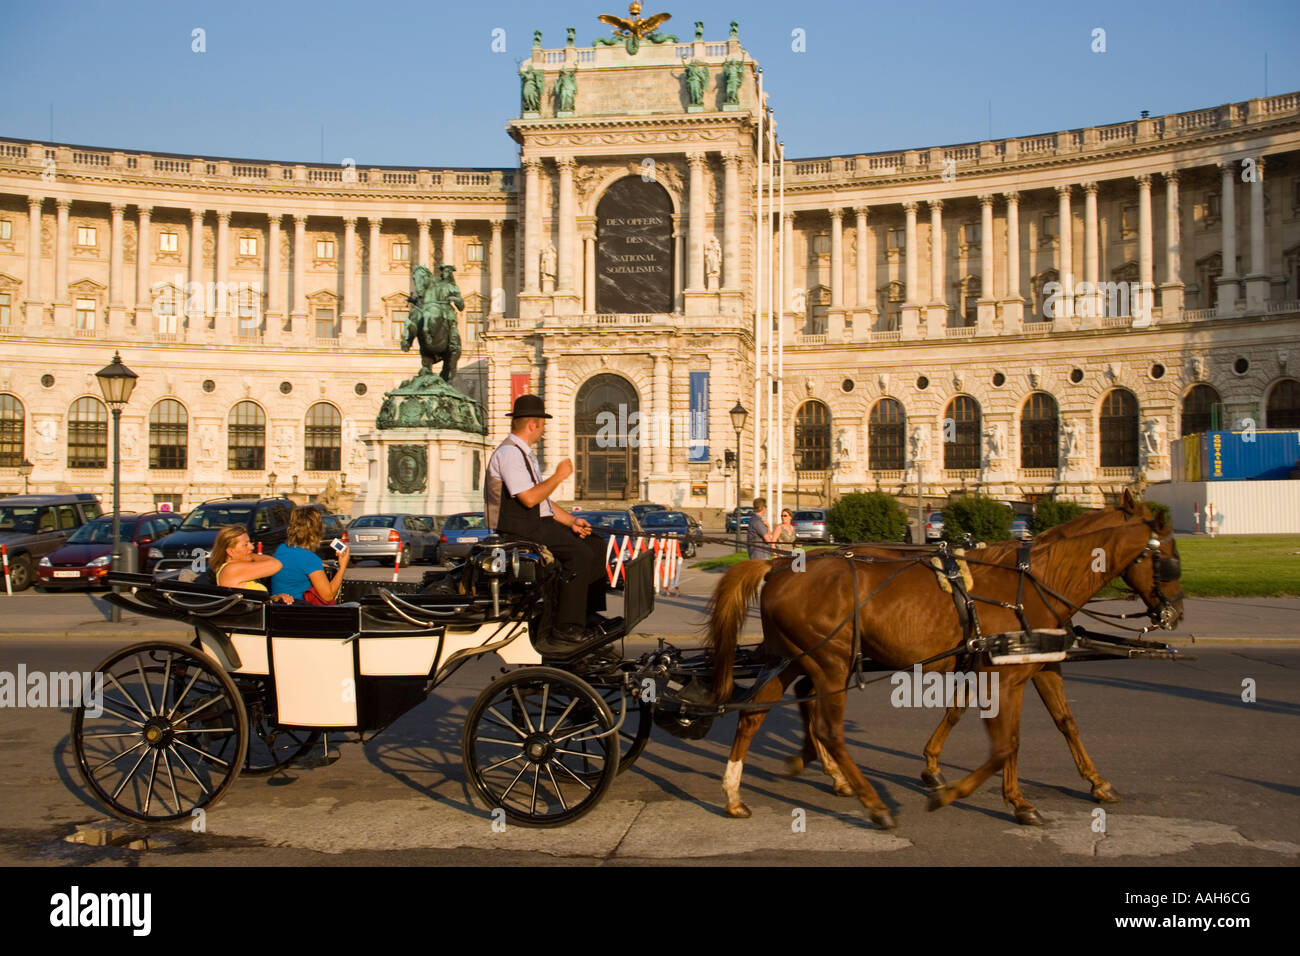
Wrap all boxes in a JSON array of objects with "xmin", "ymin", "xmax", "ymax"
[
  {"xmin": 0, "ymin": 272, "xmax": 22, "ymax": 292},
  {"xmin": 68, "ymin": 277, "xmax": 107, "ymax": 296},
  {"xmin": 306, "ymin": 289, "xmax": 339, "ymax": 309}
]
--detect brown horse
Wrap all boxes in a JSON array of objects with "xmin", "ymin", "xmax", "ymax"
[{"xmin": 704, "ymin": 491, "xmax": 1182, "ymax": 828}]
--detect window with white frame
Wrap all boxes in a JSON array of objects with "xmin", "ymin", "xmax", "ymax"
[
  {"xmin": 0, "ymin": 220, "xmax": 11, "ymax": 240},
  {"xmin": 75, "ymin": 298, "xmax": 97, "ymax": 330},
  {"xmin": 392, "ymin": 241, "xmax": 409, "ymax": 262},
  {"xmin": 0, "ymin": 293, "xmax": 10, "ymax": 327},
  {"xmin": 391, "ymin": 310, "xmax": 406, "ymax": 341},
  {"xmin": 316, "ymin": 239, "xmax": 335, "ymax": 259},
  {"xmin": 155, "ymin": 291, "xmax": 178, "ymax": 334},
  {"xmin": 238, "ymin": 235, "xmax": 258, "ymax": 257},
  {"xmin": 887, "ymin": 228, "xmax": 905, "ymax": 251},
  {"xmin": 1041, "ymin": 213, "xmax": 1058, "ymax": 238},
  {"xmin": 238, "ymin": 287, "xmax": 260, "ymax": 335},
  {"xmin": 464, "ymin": 310, "xmax": 483, "ymax": 341},
  {"xmin": 466, "ymin": 243, "xmax": 483, "ymax": 264},
  {"xmin": 810, "ymin": 234, "xmax": 830, "ymax": 257},
  {"xmin": 158, "ymin": 232, "xmax": 179, "ymax": 253},
  {"xmin": 315, "ymin": 307, "xmax": 336, "ymax": 339},
  {"xmin": 76, "ymin": 226, "xmax": 97, "ymax": 247}
]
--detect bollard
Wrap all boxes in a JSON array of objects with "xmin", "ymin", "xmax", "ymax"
[
  {"xmin": 392, "ymin": 543, "xmax": 401, "ymax": 582},
  {"xmin": 1, "ymin": 543, "xmax": 10, "ymax": 596},
  {"xmin": 256, "ymin": 541, "xmax": 263, "ymax": 554}
]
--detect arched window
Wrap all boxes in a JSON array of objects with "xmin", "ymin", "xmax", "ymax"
[
  {"xmin": 795, "ymin": 400, "xmax": 831, "ymax": 471},
  {"xmin": 868, "ymin": 399, "xmax": 906, "ymax": 470},
  {"xmin": 575, "ymin": 374, "xmax": 639, "ymax": 500},
  {"xmin": 228, "ymin": 401, "xmax": 266, "ymax": 471},
  {"xmin": 944, "ymin": 396, "xmax": 981, "ymax": 470},
  {"xmin": 0, "ymin": 394, "xmax": 23, "ymax": 468},
  {"xmin": 149, "ymin": 399, "xmax": 188, "ymax": 470},
  {"xmin": 1180, "ymin": 384, "xmax": 1221, "ymax": 436},
  {"xmin": 67, "ymin": 397, "xmax": 107, "ymax": 469},
  {"xmin": 305, "ymin": 403, "xmax": 342, "ymax": 471},
  {"xmin": 1266, "ymin": 379, "xmax": 1300, "ymax": 428},
  {"xmin": 1099, "ymin": 389, "xmax": 1139, "ymax": 467},
  {"xmin": 1020, "ymin": 393, "xmax": 1059, "ymax": 469}
]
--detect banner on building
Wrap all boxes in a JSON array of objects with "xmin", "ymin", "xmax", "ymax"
[
  {"xmin": 689, "ymin": 371, "xmax": 709, "ymax": 462},
  {"xmin": 511, "ymin": 373, "xmax": 531, "ymax": 404}
]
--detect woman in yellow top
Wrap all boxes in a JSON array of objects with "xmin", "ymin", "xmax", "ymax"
[
  {"xmin": 209, "ymin": 524, "xmax": 293, "ymax": 602},
  {"xmin": 774, "ymin": 509, "xmax": 797, "ymax": 555}
]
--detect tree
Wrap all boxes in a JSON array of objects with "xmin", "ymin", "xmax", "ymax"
[
  {"xmin": 826, "ymin": 492, "xmax": 909, "ymax": 542},
  {"xmin": 942, "ymin": 495, "xmax": 1013, "ymax": 544},
  {"xmin": 1031, "ymin": 497, "xmax": 1087, "ymax": 534}
]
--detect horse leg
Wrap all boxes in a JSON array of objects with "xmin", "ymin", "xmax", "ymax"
[
  {"xmin": 928, "ymin": 673, "xmax": 1027, "ymax": 815},
  {"xmin": 1032, "ymin": 664, "xmax": 1120, "ymax": 803},
  {"xmin": 920, "ymin": 702, "xmax": 968, "ymax": 791},
  {"xmin": 722, "ymin": 675, "xmax": 789, "ymax": 819},
  {"xmin": 1001, "ymin": 741, "xmax": 1044, "ymax": 826},
  {"xmin": 783, "ymin": 678, "xmax": 818, "ymax": 778},
  {"xmin": 811, "ymin": 693, "xmax": 897, "ymax": 829}
]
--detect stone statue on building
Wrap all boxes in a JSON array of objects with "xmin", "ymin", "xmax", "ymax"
[
  {"xmin": 532, "ymin": 29, "xmax": 543, "ymax": 48},
  {"xmin": 704, "ymin": 235, "xmax": 721, "ymax": 285},
  {"xmin": 519, "ymin": 65, "xmax": 543, "ymax": 113},
  {"xmin": 401, "ymin": 263, "xmax": 462, "ymax": 383},
  {"xmin": 540, "ymin": 242, "xmax": 557, "ymax": 283},
  {"xmin": 694, "ymin": 20, "xmax": 704, "ymax": 40},
  {"xmin": 983, "ymin": 421, "xmax": 1003, "ymax": 460},
  {"xmin": 909, "ymin": 424, "xmax": 929, "ymax": 463},
  {"xmin": 684, "ymin": 59, "xmax": 707, "ymax": 107},
  {"xmin": 722, "ymin": 57, "xmax": 744, "ymax": 106},
  {"xmin": 1141, "ymin": 417, "xmax": 1164, "ymax": 458},
  {"xmin": 1062, "ymin": 418, "xmax": 1083, "ymax": 459},
  {"xmin": 556, "ymin": 66, "xmax": 577, "ymax": 112},
  {"xmin": 566, "ymin": 26, "xmax": 576, "ymax": 46},
  {"xmin": 729, "ymin": 20, "xmax": 739, "ymax": 40}
]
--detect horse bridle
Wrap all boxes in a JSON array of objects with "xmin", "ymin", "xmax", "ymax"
[{"xmin": 1118, "ymin": 529, "xmax": 1183, "ymax": 629}]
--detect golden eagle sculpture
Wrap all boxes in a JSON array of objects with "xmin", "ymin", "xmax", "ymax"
[{"xmin": 595, "ymin": 3, "xmax": 675, "ymax": 54}]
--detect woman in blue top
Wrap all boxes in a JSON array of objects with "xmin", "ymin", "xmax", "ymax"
[{"xmin": 270, "ymin": 507, "xmax": 350, "ymax": 603}]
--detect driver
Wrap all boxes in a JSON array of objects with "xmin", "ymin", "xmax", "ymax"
[{"xmin": 485, "ymin": 395, "xmax": 611, "ymax": 650}]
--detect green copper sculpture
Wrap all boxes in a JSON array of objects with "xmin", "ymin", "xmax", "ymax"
[
  {"xmin": 722, "ymin": 57, "xmax": 744, "ymax": 106},
  {"xmin": 594, "ymin": 3, "xmax": 676, "ymax": 54},
  {"xmin": 556, "ymin": 65, "xmax": 577, "ymax": 112},
  {"xmin": 685, "ymin": 59, "xmax": 707, "ymax": 107},
  {"xmin": 520, "ymin": 64, "xmax": 543, "ymax": 112}
]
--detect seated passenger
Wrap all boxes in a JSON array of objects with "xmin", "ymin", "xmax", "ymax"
[
  {"xmin": 210, "ymin": 524, "xmax": 292, "ymax": 602},
  {"xmin": 270, "ymin": 506, "xmax": 350, "ymax": 604},
  {"xmin": 485, "ymin": 394, "xmax": 612, "ymax": 650}
]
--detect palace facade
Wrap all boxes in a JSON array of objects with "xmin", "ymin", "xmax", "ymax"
[{"xmin": 1, "ymin": 26, "xmax": 1299, "ymax": 516}]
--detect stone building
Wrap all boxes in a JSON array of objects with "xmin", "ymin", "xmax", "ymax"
[{"xmin": 1, "ymin": 22, "xmax": 1298, "ymax": 515}]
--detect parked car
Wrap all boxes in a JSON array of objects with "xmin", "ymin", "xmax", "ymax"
[
  {"xmin": 725, "ymin": 507, "xmax": 754, "ymax": 533},
  {"xmin": 36, "ymin": 512, "xmax": 180, "ymax": 591},
  {"xmin": 792, "ymin": 509, "xmax": 834, "ymax": 544},
  {"xmin": 639, "ymin": 509, "xmax": 704, "ymax": 557},
  {"xmin": 0, "ymin": 493, "xmax": 103, "ymax": 591},
  {"xmin": 924, "ymin": 511, "xmax": 945, "ymax": 542},
  {"xmin": 578, "ymin": 509, "xmax": 645, "ymax": 544},
  {"xmin": 630, "ymin": 503, "xmax": 668, "ymax": 522},
  {"xmin": 1011, "ymin": 517, "xmax": 1032, "ymax": 541},
  {"xmin": 436, "ymin": 512, "xmax": 494, "ymax": 562},
  {"xmin": 345, "ymin": 513, "xmax": 439, "ymax": 566},
  {"xmin": 148, "ymin": 497, "xmax": 295, "ymax": 572}
]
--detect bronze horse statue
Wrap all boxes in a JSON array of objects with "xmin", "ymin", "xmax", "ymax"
[
  {"xmin": 401, "ymin": 264, "xmax": 463, "ymax": 382},
  {"xmin": 704, "ymin": 491, "xmax": 1183, "ymax": 828}
]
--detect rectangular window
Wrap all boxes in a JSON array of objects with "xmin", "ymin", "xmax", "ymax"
[
  {"xmin": 1206, "ymin": 193, "xmax": 1220, "ymax": 218},
  {"xmin": 811, "ymin": 234, "xmax": 830, "ymax": 256},
  {"xmin": 1041, "ymin": 214, "xmax": 1058, "ymax": 237},
  {"xmin": 1121, "ymin": 204, "xmax": 1138, "ymax": 236},
  {"xmin": 316, "ymin": 239, "xmax": 335, "ymax": 259},
  {"xmin": 315, "ymin": 308, "xmax": 336, "ymax": 338},
  {"xmin": 158, "ymin": 232, "xmax": 178, "ymax": 253},
  {"xmin": 884, "ymin": 302, "xmax": 901, "ymax": 331},
  {"xmin": 239, "ymin": 236, "xmax": 258, "ymax": 257},
  {"xmin": 464, "ymin": 310, "xmax": 483, "ymax": 341},
  {"xmin": 0, "ymin": 293, "xmax": 9, "ymax": 327},
  {"xmin": 76, "ymin": 226, "xmax": 97, "ymax": 247},
  {"xmin": 466, "ymin": 243, "xmax": 483, "ymax": 263},
  {"xmin": 0, "ymin": 219, "xmax": 11, "ymax": 240},
  {"xmin": 964, "ymin": 222, "xmax": 981, "ymax": 245},
  {"xmin": 155, "ymin": 294, "xmax": 178, "ymax": 334},
  {"xmin": 392, "ymin": 241, "xmax": 410, "ymax": 262},
  {"xmin": 887, "ymin": 228, "xmax": 905, "ymax": 250},
  {"xmin": 238, "ymin": 289, "xmax": 259, "ymax": 334},
  {"xmin": 76, "ymin": 298, "xmax": 96, "ymax": 330},
  {"xmin": 390, "ymin": 310, "xmax": 405, "ymax": 341}
]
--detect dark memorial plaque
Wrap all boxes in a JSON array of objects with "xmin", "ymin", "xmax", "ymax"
[{"xmin": 596, "ymin": 177, "xmax": 674, "ymax": 314}]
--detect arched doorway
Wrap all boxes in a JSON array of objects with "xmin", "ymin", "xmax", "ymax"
[{"xmin": 575, "ymin": 374, "xmax": 639, "ymax": 500}]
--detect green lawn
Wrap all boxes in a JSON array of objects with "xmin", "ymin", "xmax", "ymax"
[{"xmin": 693, "ymin": 536, "xmax": 1300, "ymax": 597}]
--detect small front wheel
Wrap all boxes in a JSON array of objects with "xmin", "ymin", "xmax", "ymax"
[{"xmin": 462, "ymin": 667, "xmax": 619, "ymax": 827}]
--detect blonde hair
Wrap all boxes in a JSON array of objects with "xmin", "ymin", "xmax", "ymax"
[
  {"xmin": 210, "ymin": 524, "xmax": 248, "ymax": 572},
  {"xmin": 287, "ymin": 506, "xmax": 323, "ymax": 550}
]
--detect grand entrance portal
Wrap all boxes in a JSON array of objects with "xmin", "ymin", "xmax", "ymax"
[{"xmin": 575, "ymin": 374, "xmax": 639, "ymax": 501}]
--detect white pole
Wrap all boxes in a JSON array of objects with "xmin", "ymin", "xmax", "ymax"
[
  {"xmin": 766, "ymin": 110, "xmax": 775, "ymax": 510},
  {"xmin": 776, "ymin": 140, "xmax": 785, "ymax": 517},
  {"xmin": 753, "ymin": 71, "xmax": 764, "ymax": 509}
]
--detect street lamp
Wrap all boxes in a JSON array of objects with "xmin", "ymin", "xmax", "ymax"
[
  {"xmin": 268, "ymin": 471, "xmax": 278, "ymax": 495},
  {"xmin": 793, "ymin": 450, "xmax": 803, "ymax": 509},
  {"xmin": 95, "ymin": 351, "xmax": 138, "ymax": 623},
  {"xmin": 18, "ymin": 458, "xmax": 33, "ymax": 495},
  {"xmin": 730, "ymin": 402, "xmax": 747, "ymax": 552}
]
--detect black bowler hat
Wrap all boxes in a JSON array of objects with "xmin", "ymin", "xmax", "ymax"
[{"xmin": 507, "ymin": 394, "xmax": 552, "ymax": 419}]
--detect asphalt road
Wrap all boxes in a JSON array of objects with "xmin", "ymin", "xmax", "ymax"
[{"xmin": 1, "ymin": 636, "xmax": 1296, "ymax": 866}]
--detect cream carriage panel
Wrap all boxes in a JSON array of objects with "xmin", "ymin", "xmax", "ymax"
[{"xmin": 270, "ymin": 637, "xmax": 358, "ymax": 727}]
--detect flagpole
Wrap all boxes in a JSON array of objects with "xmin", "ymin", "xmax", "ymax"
[
  {"xmin": 766, "ymin": 109, "xmax": 775, "ymax": 510},
  {"xmin": 776, "ymin": 140, "xmax": 785, "ymax": 517},
  {"xmin": 753, "ymin": 71, "xmax": 764, "ymax": 511}
]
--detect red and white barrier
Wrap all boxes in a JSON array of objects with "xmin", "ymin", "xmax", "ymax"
[
  {"xmin": 603, "ymin": 534, "xmax": 681, "ymax": 594},
  {"xmin": 652, "ymin": 536, "xmax": 682, "ymax": 594},
  {"xmin": 393, "ymin": 544, "xmax": 402, "ymax": 582},
  {"xmin": 2, "ymin": 543, "xmax": 10, "ymax": 596}
]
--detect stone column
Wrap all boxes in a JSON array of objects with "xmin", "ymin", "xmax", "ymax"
[
  {"xmin": 522, "ymin": 160, "xmax": 542, "ymax": 296},
  {"xmin": 854, "ymin": 206, "xmax": 870, "ymax": 310},
  {"xmin": 927, "ymin": 200, "xmax": 944, "ymax": 306},
  {"xmin": 342, "ymin": 217, "xmax": 358, "ymax": 333},
  {"xmin": 366, "ymin": 217, "xmax": 381, "ymax": 319},
  {"xmin": 687, "ymin": 152, "xmax": 707, "ymax": 292},
  {"xmin": 109, "ymin": 204, "xmax": 126, "ymax": 307},
  {"xmin": 189, "ymin": 210, "xmax": 205, "ymax": 330},
  {"xmin": 782, "ymin": 212, "xmax": 795, "ymax": 319},
  {"xmin": 213, "ymin": 210, "xmax": 230, "ymax": 335},
  {"xmin": 652, "ymin": 353, "xmax": 670, "ymax": 475},
  {"xmin": 440, "ymin": 218, "xmax": 455, "ymax": 269},
  {"xmin": 136, "ymin": 206, "xmax": 153, "ymax": 321},
  {"xmin": 266, "ymin": 214, "xmax": 282, "ymax": 312},
  {"xmin": 556, "ymin": 158, "xmax": 576, "ymax": 295},
  {"xmin": 583, "ymin": 234, "xmax": 595, "ymax": 313},
  {"xmin": 828, "ymin": 207, "xmax": 844, "ymax": 309},
  {"xmin": 1136, "ymin": 174, "xmax": 1154, "ymax": 322},
  {"xmin": 1161, "ymin": 172, "xmax": 1184, "ymax": 315},
  {"xmin": 1001, "ymin": 192, "xmax": 1022, "ymax": 330},
  {"xmin": 1217, "ymin": 162, "xmax": 1238, "ymax": 312},
  {"xmin": 672, "ymin": 216, "xmax": 684, "ymax": 312},
  {"xmin": 903, "ymin": 201, "xmax": 919, "ymax": 304},
  {"xmin": 291, "ymin": 214, "xmax": 307, "ymax": 338},
  {"xmin": 55, "ymin": 199, "xmax": 71, "ymax": 303},
  {"xmin": 1078, "ymin": 183, "xmax": 1099, "ymax": 325},
  {"xmin": 1245, "ymin": 158, "xmax": 1268, "ymax": 310},
  {"xmin": 489, "ymin": 219, "xmax": 505, "ymax": 315},
  {"xmin": 25, "ymin": 197, "xmax": 42, "ymax": 314},
  {"xmin": 976, "ymin": 195, "xmax": 995, "ymax": 332},
  {"xmin": 723, "ymin": 153, "xmax": 741, "ymax": 289},
  {"xmin": 1055, "ymin": 185, "xmax": 1073, "ymax": 323},
  {"xmin": 417, "ymin": 218, "xmax": 431, "ymax": 270}
]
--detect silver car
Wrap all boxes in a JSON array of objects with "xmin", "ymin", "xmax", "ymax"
[{"xmin": 345, "ymin": 514, "xmax": 439, "ymax": 566}]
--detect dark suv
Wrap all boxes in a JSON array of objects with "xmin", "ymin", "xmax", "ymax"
[
  {"xmin": 148, "ymin": 497, "xmax": 295, "ymax": 572},
  {"xmin": 0, "ymin": 493, "xmax": 103, "ymax": 590}
]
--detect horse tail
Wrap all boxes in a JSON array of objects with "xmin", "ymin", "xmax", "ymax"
[{"xmin": 705, "ymin": 559, "xmax": 772, "ymax": 705}]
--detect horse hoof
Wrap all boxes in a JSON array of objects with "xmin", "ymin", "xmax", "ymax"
[
  {"xmin": 926, "ymin": 786, "xmax": 953, "ymax": 812},
  {"xmin": 833, "ymin": 782, "xmax": 855, "ymax": 797},
  {"xmin": 1092, "ymin": 783, "xmax": 1121, "ymax": 803},
  {"xmin": 870, "ymin": 808, "xmax": 897, "ymax": 830},
  {"xmin": 726, "ymin": 802, "xmax": 752, "ymax": 819},
  {"xmin": 1015, "ymin": 807, "xmax": 1045, "ymax": 826},
  {"xmin": 782, "ymin": 756, "xmax": 805, "ymax": 778},
  {"xmin": 920, "ymin": 769, "xmax": 947, "ymax": 791}
]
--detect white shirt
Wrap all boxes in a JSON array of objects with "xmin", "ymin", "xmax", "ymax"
[{"xmin": 487, "ymin": 432, "xmax": 554, "ymax": 518}]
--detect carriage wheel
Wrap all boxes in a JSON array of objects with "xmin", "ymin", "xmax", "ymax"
[
  {"xmin": 462, "ymin": 667, "xmax": 619, "ymax": 827},
  {"xmin": 567, "ymin": 682, "xmax": 651, "ymax": 778},
  {"xmin": 72, "ymin": 641, "xmax": 248, "ymax": 823},
  {"xmin": 236, "ymin": 681, "xmax": 322, "ymax": 776}
]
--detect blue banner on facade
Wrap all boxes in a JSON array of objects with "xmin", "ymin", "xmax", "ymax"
[{"xmin": 689, "ymin": 371, "xmax": 709, "ymax": 462}]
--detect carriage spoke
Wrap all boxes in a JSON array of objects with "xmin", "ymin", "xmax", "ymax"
[
  {"xmin": 161, "ymin": 750, "xmax": 181, "ymax": 812},
  {"xmin": 160, "ymin": 654, "xmax": 173, "ymax": 717},
  {"xmin": 173, "ymin": 737, "xmax": 233, "ymax": 769},
  {"xmin": 480, "ymin": 752, "xmax": 527, "ymax": 775},
  {"xmin": 474, "ymin": 736, "xmax": 526, "ymax": 748},
  {"xmin": 544, "ymin": 764, "xmax": 568, "ymax": 810},
  {"xmin": 90, "ymin": 740, "xmax": 145, "ymax": 775},
  {"xmin": 97, "ymin": 701, "xmax": 147, "ymax": 727},
  {"xmin": 552, "ymin": 756, "xmax": 594, "ymax": 792},
  {"xmin": 167, "ymin": 744, "xmax": 212, "ymax": 796},
  {"xmin": 82, "ymin": 731, "xmax": 144, "ymax": 739},
  {"xmin": 172, "ymin": 727, "xmax": 236, "ymax": 735},
  {"xmin": 110, "ymin": 747, "xmax": 152, "ymax": 801},
  {"xmin": 173, "ymin": 693, "xmax": 227, "ymax": 725},
  {"xmin": 106, "ymin": 672, "xmax": 149, "ymax": 721},
  {"xmin": 134, "ymin": 655, "xmax": 157, "ymax": 716},
  {"xmin": 543, "ymin": 698, "xmax": 577, "ymax": 735},
  {"xmin": 510, "ymin": 687, "xmax": 536, "ymax": 734},
  {"xmin": 499, "ymin": 762, "xmax": 531, "ymax": 802},
  {"xmin": 539, "ymin": 684, "xmax": 550, "ymax": 732},
  {"xmin": 485, "ymin": 706, "xmax": 528, "ymax": 739},
  {"xmin": 164, "ymin": 668, "xmax": 203, "ymax": 720},
  {"xmin": 553, "ymin": 747, "xmax": 606, "ymax": 761},
  {"xmin": 143, "ymin": 750, "xmax": 161, "ymax": 815},
  {"xmin": 530, "ymin": 765, "xmax": 541, "ymax": 816},
  {"xmin": 552, "ymin": 721, "xmax": 600, "ymax": 744}
]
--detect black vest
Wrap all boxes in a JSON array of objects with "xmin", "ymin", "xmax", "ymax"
[{"xmin": 487, "ymin": 441, "xmax": 544, "ymax": 540}]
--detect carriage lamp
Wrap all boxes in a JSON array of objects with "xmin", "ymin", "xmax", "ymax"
[
  {"xmin": 95, "ymin": 351, "xmax": 139, "ymax": 624},
  {"xmin": 18, "ymin": 458, "xmax": 33, "ymax": 494}
]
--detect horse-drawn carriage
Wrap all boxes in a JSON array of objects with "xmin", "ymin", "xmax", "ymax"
[{"xmin": 71, "ymin": 492, "xmax": 1189, "ymax": 830}]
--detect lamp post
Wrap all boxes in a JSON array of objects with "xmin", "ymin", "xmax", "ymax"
[
  {"xmin": 95, "ymin": 352, "xmax": 138, "ymax": 623},
  {"xmin": 18, "ymin": 458, "xmax": 33, "ymax": 495},
  {"xmin": 730, "ymin": 402, "xmax": 748, "ymax": 552},
  {"xmin": 793, "ymin": 450, "xmax": 803, "ymax": 508},
  {"xmin": 268, "ymin": 471, "xmax": 278, "ymax": 495}
]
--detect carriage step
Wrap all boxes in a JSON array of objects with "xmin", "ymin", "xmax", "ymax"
[{"xmin": 981, "ymin": 628, "xmax": 1073, "ymax": 664}]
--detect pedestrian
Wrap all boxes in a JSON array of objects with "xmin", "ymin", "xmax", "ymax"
[
  {"xmin": 746, "ymin": 496, "xmax": 777, "ymax": 559},
  {"xmin": 774, "ymin": 508, "xmax": 797, "ymax": 555}
]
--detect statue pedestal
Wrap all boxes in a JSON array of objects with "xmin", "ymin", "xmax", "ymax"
[{"xmin": 356, "ymin": 428, "xmax": 488, "ymax": 517}]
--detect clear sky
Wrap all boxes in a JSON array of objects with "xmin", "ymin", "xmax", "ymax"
[{"xmin": 2, "ymin": 0, "xmax": 1298, "ymax": 168}]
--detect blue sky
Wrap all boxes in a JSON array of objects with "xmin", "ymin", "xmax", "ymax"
[{"xmin": 1, "ymin": 0, "xmax": 1297, "ymax": 167}]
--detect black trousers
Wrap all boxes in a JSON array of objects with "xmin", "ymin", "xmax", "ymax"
[{"xmin": 531, "ymin": 517, "xmax": 608, "ymax": 627}]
